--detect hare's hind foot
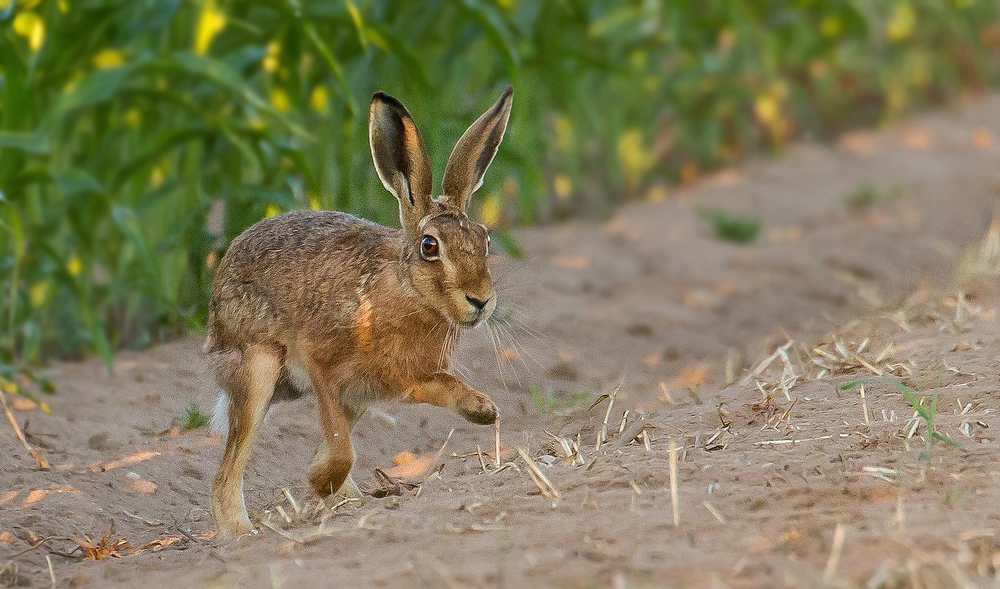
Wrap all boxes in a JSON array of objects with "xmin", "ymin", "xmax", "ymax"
[{"xmin": 406, "ymin": 373, "xmax": 498, "ymax": 425}]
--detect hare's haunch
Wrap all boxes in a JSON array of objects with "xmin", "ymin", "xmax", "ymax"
[{"xmin": 206, "ymin": 87, "xmax": 513, "ymax": 540}]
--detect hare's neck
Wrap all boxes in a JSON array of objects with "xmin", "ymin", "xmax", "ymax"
[
  {"xmin": 386, "ymin": 259, "xmax": 456, "ymax": 345},
  {"xmin": 390, "ymin": 255, "xmax": 442, "ymax": 316}
]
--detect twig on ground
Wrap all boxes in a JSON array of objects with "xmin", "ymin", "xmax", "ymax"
[
  {"xmin": 516, "ymin": 447, "xmax": 561, "ymax": 504},
  {"xmin": 669, "ymin": 439, "xmax": 680, "ymax": 527},
  {"xmin": 0, "ymin": 389, "xmax": 49, "ymax": 470}
]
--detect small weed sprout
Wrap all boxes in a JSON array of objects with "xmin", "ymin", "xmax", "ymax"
[
  {"xmin": 697, "ymin": 208, "xmax": 762, "ymax": 244},
  {"xmin": 845, "ymin": 184, "xmax": 903, "ymax": 213},
  {"xmin": 181, "ymin": 402, "xmax": 209, "ymax": 431},
  {"xmin": 529, "ymin": 386, "xmax": 589, "ymax": 413},
  {"xmin": 840, "ymin": 376, "xmax": 960, "ymax": 460}
]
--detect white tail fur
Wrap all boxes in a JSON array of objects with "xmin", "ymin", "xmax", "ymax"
[
  {"xmin": 211, "ymin": 391, "xmax": 229, "ymax": 434},
  {"xmin": 211, "ymin": 390, "xmax": 278, "ymax": 435}
]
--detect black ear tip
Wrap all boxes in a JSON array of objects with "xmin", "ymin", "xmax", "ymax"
[
  {"xmin": 371, "ymin": 92, "xmax": 414, "ymax": 120},
  {"xmin": 502, "ymin": 85, "xmax": 513, "ymax": 99}
]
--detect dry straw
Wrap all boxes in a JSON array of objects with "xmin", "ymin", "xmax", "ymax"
[
  {"xmin": 668, "ymin": 439, "xmax": 680, "ymax": 527},
  {"xmin": 516, "ymin": 447, "xmax": 562, "ymax": 504},
  {"xmin": 823, "ymin": 523, "xmax": 847, "ymax": 583},
  {"xmin": 0, "ymin": 388, "xmax": 49, "ymax": 470}
]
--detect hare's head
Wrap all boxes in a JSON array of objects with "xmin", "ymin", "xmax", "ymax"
[{"xmin": 369, "ymin": 87, "xmax": 513, "ymax": 328}]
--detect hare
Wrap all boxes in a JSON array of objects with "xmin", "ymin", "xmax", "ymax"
[{"xmin": 204, "ymin": 87, "xmax": 513, "ymax": 539}]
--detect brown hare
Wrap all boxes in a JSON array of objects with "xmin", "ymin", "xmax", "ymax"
[{"xmin": 204, "ymin": 87, "xmax": 513, "ymax": 539}]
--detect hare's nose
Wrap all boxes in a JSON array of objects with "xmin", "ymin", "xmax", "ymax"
[{"xmin": 465, "ymin": 295, "xmax": 489, "ymax": 312}]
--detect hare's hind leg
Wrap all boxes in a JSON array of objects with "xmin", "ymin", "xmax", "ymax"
[
  {"xmin": 405, "ymin": 373, "xmax": 498, "ymax": 425},
  {"xmin": 211, "ymin": 343, "xmax": 282, "ymax": 540}
]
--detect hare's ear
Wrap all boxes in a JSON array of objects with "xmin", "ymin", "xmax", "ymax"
[
  {"xmin": 369, "ymin": 92, "xmax": 434, "ymax": 235},
  {"xmin": 441, "ymin": 86, "xmax": 513, "ymax": 212}
]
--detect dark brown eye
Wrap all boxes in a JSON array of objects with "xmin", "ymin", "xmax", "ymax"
[{"xmin": 420, "ymin": 235, "xmax": 439, "ymax": 259}]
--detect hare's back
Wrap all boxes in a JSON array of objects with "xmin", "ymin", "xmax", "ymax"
[
  {"xmin": 209, "ymin": 211, "xmax": 399, "ymax": 343},
  {"xmin": 220, "ymin": 210, "xmax": 396, "ymax": 279}
]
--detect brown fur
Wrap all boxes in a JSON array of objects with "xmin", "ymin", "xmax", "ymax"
[{"xmin": 206, "ymin": 87, "xmax": 514, "ymax": 539}]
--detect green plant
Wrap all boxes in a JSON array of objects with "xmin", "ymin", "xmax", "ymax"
[
  {"xmin": 529, "ymin": 386, "xmax": 589, "ymax": 413},
  {"xmin": 698, "ymin": 208, "xmax": 762, "ymax": 244},
  {"xmin": 180, "ymin": 402, "xmax": 209, "ymax": 431},
  {"xmin": 2, "ymin": 0, "xmax": 999, "ymax": 370},
  {"xmin": 840, "ymin": 377, "xmax": 959, "ymax": 460},
  {"xmin": 845, "ymin": 184, "xmax": 904, "ymax": 213}
]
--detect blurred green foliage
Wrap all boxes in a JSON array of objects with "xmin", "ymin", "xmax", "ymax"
[
  {"xmin": 697, "ymin": 208, "xmax": 762, "ymax": 244},
  {"xmin": 1, "ymin": 0, "xmax": 998, "ymax": 376}
]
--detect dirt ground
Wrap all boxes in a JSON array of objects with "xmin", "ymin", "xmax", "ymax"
[{"xmin": 5, "ymin": 95, "xmax": 1000, "ymax": 588}]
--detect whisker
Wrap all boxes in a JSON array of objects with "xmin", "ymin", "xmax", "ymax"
[
  {"xmin": 491, "ymin": 323, "xmax": 527, "ymax": 386},
  {"xmin": 493, "ymin": 319, "xmax": 541, "ymax": 373},
  {"xmin": 485, "ymin": 322, "xmax": 509, "ymax": 389}
]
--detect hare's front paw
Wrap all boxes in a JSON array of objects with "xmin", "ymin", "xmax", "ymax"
[{"xmin": 458, "ymin": 391, "xmax": 498, "ymax": 425}]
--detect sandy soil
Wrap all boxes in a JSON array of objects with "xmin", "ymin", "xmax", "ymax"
[{"xmin": 4, "ymin": 95, "xmax": 1000, "ymax": 588}]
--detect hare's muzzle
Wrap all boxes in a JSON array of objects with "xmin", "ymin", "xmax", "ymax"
[{"xmin": 461, "ymin": 292, "xmax": 496, "ymax": 328}]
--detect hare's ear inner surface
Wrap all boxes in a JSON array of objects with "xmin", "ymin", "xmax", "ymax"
[
  {"xmin": 441, "ymin": 86, "xmax": 513, "ymax": 212},
  {"xmin": 369, "ymin": 92, "xmax": 434, "ymax": 235}
]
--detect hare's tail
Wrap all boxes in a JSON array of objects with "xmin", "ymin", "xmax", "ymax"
[{"xmin": 207, "ymin": 348, "xmax": 312, "ymax": 435}]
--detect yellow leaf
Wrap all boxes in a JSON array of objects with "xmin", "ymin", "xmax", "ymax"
[
  {"xmin": 150, "ymin": 165, "xmax": 164, "ymax": 187},
  {"xmin": 29, "ymin": 282, "xmax": 48, "ymax": 308},
  {"xmin": 345, "ymin": 0, "xmax": 366, "ymax": 47},
  {"xmin": 886, "ymin": 79, "xmax": 907, "ymax": 113},
  {"xmin": 364, "ymin": 26, "xmax": 388, "ymax": 51},
  {"xmin": 754, "ymin": 95, "xmax": 779, "ymax": 125},
  {"xmin": 92, "ymin": 48, "xmax": 125, "ymax": 69},
  {"xmin": 13, "ymin": 11, "xmax": 45, "ymax": 51},
  {"xmin": 265, "ymin": 203, "xmax": 281, "ymax": 218},
  {"xmin": 194, "ymin": 0, "xmax": 226, "ymax": 55},
  {"xmin": 58, "ymin": 0, "xmax": 69, "ymax": 13},
  {"xmin": 553, "ymin": 174, "xmax": 572, "ymax": 200},
  {"xmin": 886, "ymin": 3, "xmax": 916, "ymax": 42},
  {"xmin": 262, "ymin": 41, "xmax": 280, "ymax": 73},
  {"xmin": 309, "ymin": 85, "xmax": 329, "ymax": 114},
  {"xmin": 616, "ymin": 128, "xmax": 654, "ymax": 183},
  {"xmin": 820, "ymin": 15, "xmax": 841, "ymax": 38},
  {"xmin": 66, "ymin": 255, "xmax": 83, "ymax": 277},
  {"xmin": 124, "ymin": 108, "xmax": 141, "ymax": 128},
  {"xmin": 553, "ymin": 115, "xmax": 573, "ymax": 152},
  {"xmin": 309, "ymin": 196, "xmax": 322, "ymax": 211},
  {"xmin": 480, "ymin": 193, "xmax": 501, "ymax": 226},
  {"xmin": 270, "ymin": 88, "xmax": 291, "ymax": 113}
]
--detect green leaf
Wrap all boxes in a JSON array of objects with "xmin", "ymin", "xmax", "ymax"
[
  {"xmin": 51, "ymin": 62, "xmax": 144, "ymax": 118},
  {"xmin": 364, "ymin": 22, "xmax": 431, "ymax": 90},
  {"xmin": 493, "ymin": 230, "xmax": 523, "ymax": 259},
  {"xmin": 55, "ymin": 168, "xmax": 106, "ymax": 196},
  {"xmin": 164, "ymin": 52, "xmax": 310, "ymax": 138},
  {"xmin": 111, "ymin": 125, "xmax": 211, "ymax": 191},
  {"xmin": 304, "ymin": 22, "xmax": 356, "ymax": 114},
  {"xmin": 0, "ymin": 132, "xmax": 51, "ymax": 154},
  {"xmin": 457, "ymin": 0, "xmax": 520, "ymax": 73},
  {"xmin": 344, "ymin": 0, "xmax": 368, "ymax": 49}
]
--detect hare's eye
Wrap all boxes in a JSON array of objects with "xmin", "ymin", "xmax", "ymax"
[{"xmin": 420, "ymin": 235, "xmax": 440, "ymax": 259}]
